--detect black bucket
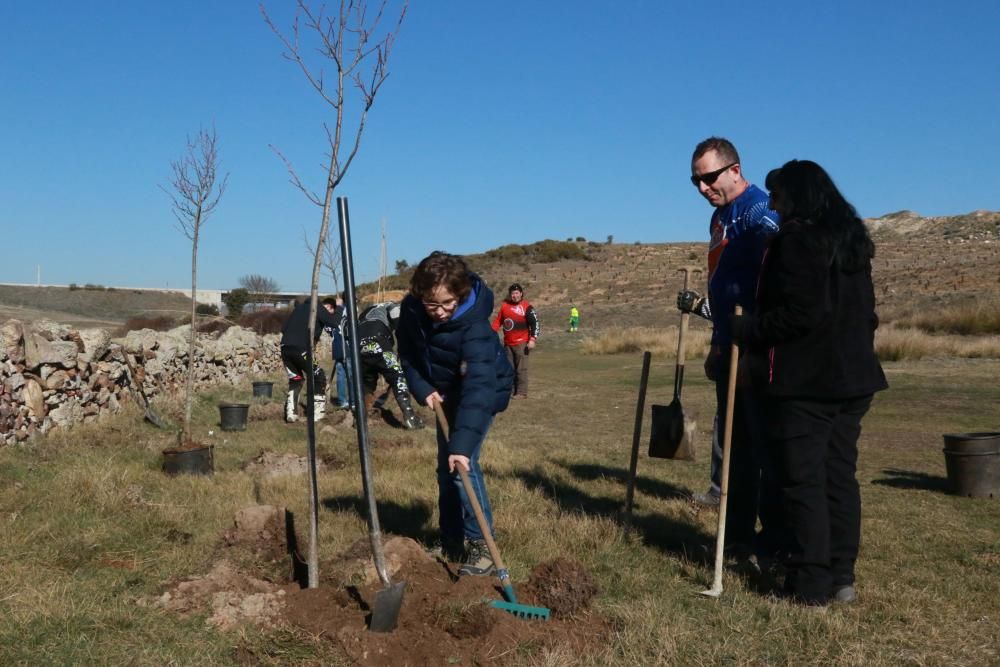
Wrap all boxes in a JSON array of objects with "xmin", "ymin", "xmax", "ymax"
[
  {"xmin": 942, "ymin": 432, "xmax": 1000, "ymax": 498},
  {"xmin": 219, "ymin": 402, "xmax": 250, "ymax": 431},
  {"xmin": 252, "ymin": 381, "xmax": 273, "ymax": 398},
  {"xmin": 162, "ymin": 445, "xmax": 214, "ymax": 475}
]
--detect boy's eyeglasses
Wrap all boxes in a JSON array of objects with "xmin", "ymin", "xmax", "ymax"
[
  {"xmin": 690, "ymin": 162, "xmax": 737, "ymax": 187},
  {"xmin": 422, "ymin": 299, "xmax": 458, "ymax": 312}
]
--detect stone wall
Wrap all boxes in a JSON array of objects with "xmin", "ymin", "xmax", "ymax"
[{"xmin": 0, "ymin": 320, "xmax": 293, "ymax": 445}]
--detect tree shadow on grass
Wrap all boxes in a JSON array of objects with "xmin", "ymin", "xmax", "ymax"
[
  {"xmin": 505, "ymin": 466, "xmax": 712, "ymax": 562},
  {"xmin": 322, "ymin": 495, "xmax": 436, "ymax": 543},
  {"xmin": 871, "ymin": 468, "xmax": 951, "ymax": 494},
  {"xmin": 556, "ymin": 461, "xmax": 691, "ymax": 501}
]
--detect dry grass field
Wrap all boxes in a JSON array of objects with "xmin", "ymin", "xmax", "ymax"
[{"xmin": 0, "ymin": 338, "xmax": 998, "ymax": 665}]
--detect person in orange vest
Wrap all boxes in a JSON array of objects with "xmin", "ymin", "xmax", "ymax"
[{"xmin": 491, "ymin": 283, "xmax": 539, "ymax": 399}]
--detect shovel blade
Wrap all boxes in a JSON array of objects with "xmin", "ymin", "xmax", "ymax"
[
  {"xmin": 648, "ymin": 401, "xmax": 696, "ymax": 460},
  {"xmin": 369, "ymin": 581, "xmax": 406, "ymax": 632}
]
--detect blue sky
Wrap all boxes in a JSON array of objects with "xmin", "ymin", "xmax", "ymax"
[{"xmin": 2, "ymin": 1, "xmax": 998, "ymax": 292}]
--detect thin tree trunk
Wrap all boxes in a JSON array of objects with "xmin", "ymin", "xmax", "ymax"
[{"xmin": 184, "ymin": 211, "xmax": 201, "ymax": 443}]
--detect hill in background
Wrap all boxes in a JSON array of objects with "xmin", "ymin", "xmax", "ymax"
[
  {"xmin": 373, "ymin": 210, "xmax": 1000, "ymax": 334},
  {"xmin": 0, "ymin": 285, "xmax": 194, "ymax": 329},
  {"xmin": 3, "ymin": 210, "xmax": 997, "ymax": 334}
]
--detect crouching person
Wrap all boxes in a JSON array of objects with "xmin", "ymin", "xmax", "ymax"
[
  {"xmin": 280, "ymin": 296, "xmax": 342, "ymax": 423},
  {"xmin": 397, "ymin": 252, "xmax": 514, "ymax": 576}
]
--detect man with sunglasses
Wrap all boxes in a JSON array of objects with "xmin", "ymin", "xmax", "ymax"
[{"xmin": 680, "ymin": 137, "xmax": 782, "ymax": 565}]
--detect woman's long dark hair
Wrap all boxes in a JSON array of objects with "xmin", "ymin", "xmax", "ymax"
[{"xmin": 765, "ymin": 160, "xmax": 874, "ymax": 272}]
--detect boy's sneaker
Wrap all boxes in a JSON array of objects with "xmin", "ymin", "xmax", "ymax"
[
  {"xmin": 832, "ymin": 584, "xmax": 857, "ymax": 604},
  {"xmin": 691, "ymin": 489, "xmax": 720, "ymax": 507},
  {"xmin": 425, "ymin": 538, "xmax": 465, "ymax": 563},
  {"xmin": 458, "ymin": 539, "xmax": 496, "ymax": 576}
]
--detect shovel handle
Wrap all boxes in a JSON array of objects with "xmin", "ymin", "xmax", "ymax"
[
  {"xmin": 674, "ymin": 267, "xmax": 701, "ymax": 398},
  {"xmin": 432, "ymin": 402, "xmax": 509, "ymax": 576}
]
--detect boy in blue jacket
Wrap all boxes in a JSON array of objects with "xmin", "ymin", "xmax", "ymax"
[{"xmin": 397, "ymin": 252, "xmax": 514, "ymax": 576}]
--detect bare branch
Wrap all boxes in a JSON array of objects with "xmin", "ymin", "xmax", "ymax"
[{"xmin": 269, "ymin": 144, "xmax": 322, "ymax": 206}]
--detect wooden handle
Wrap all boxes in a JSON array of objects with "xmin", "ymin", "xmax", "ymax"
[
  {"xmin": 432, "ymin": 402, "xmax": 508, "ymax": 574},
  {"xmin": 708, "ymin": 304, "xmax": 742, "ymax": 593}
]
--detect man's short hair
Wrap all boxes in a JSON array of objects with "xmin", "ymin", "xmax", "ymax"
[
  {"xmin": 410, "ymin": 251, "xmax": 473, "ymax": 301},
  {"xmin": 692, "ymin": 137, "xmax": 741, "ymax": 165},
  {"xmin": 321, "ymin": 297, "xmax": 338, "ymax": 308}
]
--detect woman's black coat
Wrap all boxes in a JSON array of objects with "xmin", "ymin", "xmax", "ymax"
[{"xmin": 741, "ymin": 219, "xmax": 888, "ymax": 400}]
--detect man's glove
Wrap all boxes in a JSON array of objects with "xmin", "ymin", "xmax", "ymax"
[
  {"xmin": 677, "ymin": 290, "xmax": 702, "ymax": 313},
  {"xmin": 677, "ymin": 290, "xmax": 712, "ymax": 320}
]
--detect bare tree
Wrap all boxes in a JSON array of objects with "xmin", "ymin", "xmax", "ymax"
[
  {"xmin": 261, "ymin": 0, "xmax": 406, "ymax": 588},
  {"xmin": 238, "ymin": 273, "xmax": 281, "ymax": 307},
  {"xmin": 394, "ymin": 258, "xmax": 409, "ymax": 274},
  {"xmin": 161, "ymin": 128, "xmax": 228, "ymax": 444}
]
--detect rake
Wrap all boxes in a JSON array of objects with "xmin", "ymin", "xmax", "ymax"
[{"xmin": 433, "ymin": 403, "xmax": 550, "ymax": 620}]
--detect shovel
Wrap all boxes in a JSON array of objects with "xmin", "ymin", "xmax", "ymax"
[
  {"xmin": 699, "ymin": 305, "xmax": 741, "ymax": 598},
  {"xmin": 648, "ymin": 266, "xmax": 701, "ymax": 460},
  {"xmin": 338, "ymin": 196, "xmax": 405, "ymax": 632},
  {"xmin": 433, "ymin": 403, "xmax": 550, "ymax": 621},
  {"xmin": 118, "ymin": 350, "xmax": 169, "ymax": 429}
]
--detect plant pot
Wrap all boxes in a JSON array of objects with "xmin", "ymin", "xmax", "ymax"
[
  {"xmin": 162, "ymin": 445, "xmax": 214, "ymax": 476},
  {"xmin": 942, "ymin": 432, "xmax": 1000, "ymax": 498},
  {"xmin": 219, "ymin": 402, "xmax": 250, "ymax": 431},
  {"xmin": 252, "ymin": 381, "xmax": 274, "ymax": 399}
]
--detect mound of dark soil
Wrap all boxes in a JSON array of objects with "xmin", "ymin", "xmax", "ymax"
[{"xmin": 523, "ymin": 557, "xmax": 599, "ymax": 619}]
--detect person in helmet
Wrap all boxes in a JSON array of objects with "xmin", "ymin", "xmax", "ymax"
[
  {"xmin": 491, "ymin": 282, "xmax": 539, "ymax": 399},
  {"xmin": 356, "ymin": 300, "xmax": 425, "ymax": 430}
]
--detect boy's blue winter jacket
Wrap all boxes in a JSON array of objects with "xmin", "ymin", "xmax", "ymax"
[{"xmin": 397, "ymin": 274, "xmax": 513, "ymax": 457}]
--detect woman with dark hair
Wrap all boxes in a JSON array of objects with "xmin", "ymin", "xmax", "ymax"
[{"xmin": 732, "ymin": 160, "xmax": 888, "ymax": 606}]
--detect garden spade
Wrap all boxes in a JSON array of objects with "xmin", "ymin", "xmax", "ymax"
[
  {"xmin": 700, "ymin": 305, "xmax": 741, "ymax": 599},
  {"xmin": 648, "ymin": 266, "xmax": 701, "ymax": 460},
  {"xmin": 338, "ymin": 197, "xmax": 405, "ymax": 632}
]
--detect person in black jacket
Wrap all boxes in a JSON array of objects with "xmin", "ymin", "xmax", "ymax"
[
  {"xmin": 280, "ymin": 296, "xmax": 342, "ymax": 423},
  {"xmin": 397, "ymin": 252, "xmax": 514, "ymax": 576},
  {"xmin": 731, "ymin": 159, "xmax": 888, "ymax": 606},
  {"xmin": 356, "ymin": 301, "xmax": 424, "ymax": 430}
]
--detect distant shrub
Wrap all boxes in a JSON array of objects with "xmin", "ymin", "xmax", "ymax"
[
  {"xmin": 485, "ymin": 244, "xmax": 528, "ymax": 263},
  {"xmin": 196, "ymin": 303, "xmax": 220, "ymax": 316},
  {"xmin": 119, "ymin": 315, "xmax": 178, "ymax": 334},
  {"xmin": 197, "ymin": 318, "xmax": 232, "ymax": 335},
  {"xmin": 69, "ymin": 283, "xmax": 79, "ymax": 291},
  {"xmin": 688, "ymin": 251, "xmax": 699, "ymax": 260},
  {"xmin": 239, "ymin": 308, "xmax": 288, "ymax": 335},
  {"xmin": 575, "ymin": 236, "xmax": 586, "ymax": 242},
  {"xmin": 896, "ymin": 302, "xmax": 1000, "ymax": 335},
  {"xmin": 531, "ymin": 240, "xmax": 588, "ymax": 263},
  {"xmin": 875, "ymin": 325, "xmax": 1000, "ymax": 361},
  {"xmin": 581, "ymin": 327, "xmax": 711, "ymax": 358},
  {"xmin": 83, "ymin": 283, "xmax": 106, "ymax": 291},
  {"xmin": 223, "ymin": 288, "xmax": 250, "ymax": 317}
]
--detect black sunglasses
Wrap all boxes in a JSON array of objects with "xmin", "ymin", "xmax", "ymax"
[{"xmin": 691, "ymin": 162, "xmax": 737, "ymax": 187}]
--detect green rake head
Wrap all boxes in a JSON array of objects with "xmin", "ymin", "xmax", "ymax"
[{"xmin": 490, "ymin": 599, "xmax": 550, "ymax": 620}]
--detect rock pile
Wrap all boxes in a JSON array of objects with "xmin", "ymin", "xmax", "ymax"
[{"xmin": 0, "ymin": 319, "xmax": 288, "ymax": 445}]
